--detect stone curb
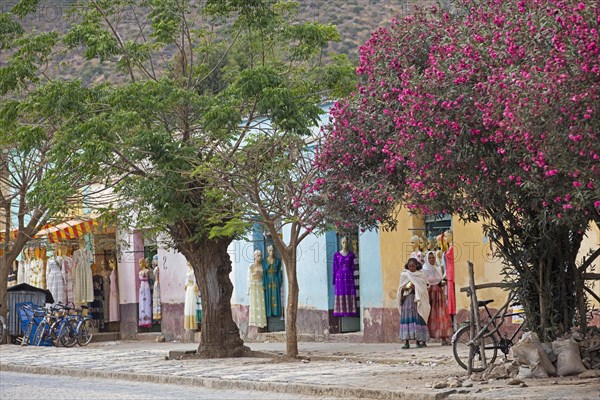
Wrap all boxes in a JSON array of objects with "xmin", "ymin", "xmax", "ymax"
[{"xmin": 0, "ymin": 362, "xmax": 456, "ymax": 400}]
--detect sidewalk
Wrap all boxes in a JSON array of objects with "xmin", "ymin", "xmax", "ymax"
[{"xmin": 1, "ymin": 340, "xmax": 598, "ymax": 399}]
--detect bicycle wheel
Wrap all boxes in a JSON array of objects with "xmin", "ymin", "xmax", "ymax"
[
  {"xmin": 452, "ymin": 324, "xmax": 498, "ymax": 372},
  {"xmin": 59, "ymin": 319, "xmax": 79, "ymax": 348},
  {"xmin": 32, "ymin": 321, "xmax": 48, "ymax": 346},
  {"xmin": 76, "ymin": 318, "xmax": 94, "ymax": 346},
  {"xmin": 0, "ymin": 316, "xmax": 6, "ymax": 345}
]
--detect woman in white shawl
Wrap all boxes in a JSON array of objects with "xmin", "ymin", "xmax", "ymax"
[
  {"xmin": 422, "ymin": 251, "xmax": 453, "ymax": 345},
  {"xmin": 398, "ymin": 257, "xmax": 430, "ymax": 349}
]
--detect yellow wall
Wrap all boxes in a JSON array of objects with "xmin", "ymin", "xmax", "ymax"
[
  {"xmin": 580, "ymin": 222, "xmax": 600, "ymax": 307},
  {"xmin": 379, "ymin": 208, "xmax": 600, "ymax": 314},
  {"xmin": 379, "ymin": 207, "xmax": 424, "ymax": 308},
  {"xmin": 451, "ymin": 218, "xmax": 507, "ymax": 311}
]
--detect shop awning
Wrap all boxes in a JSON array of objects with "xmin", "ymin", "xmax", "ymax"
[{"xmin": 34, "ymin": 216, "xmax": 99, "ymax": 243}]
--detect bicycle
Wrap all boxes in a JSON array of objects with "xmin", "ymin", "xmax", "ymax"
[
  {"xmin": 53, "ymin": 305, "xmax": 94, "ymax": 347},
  {"xmin": 0, "ymin": 304, "xmax": 6, "ymax": 345},
  {"xmin": 452, "ymin": 291, "xmax": 527, "ymax": 372}
]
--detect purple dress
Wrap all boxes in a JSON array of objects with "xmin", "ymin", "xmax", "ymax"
[{"xmin": 333, "ymin": 251, "xmax": 358, "ymax": 316}]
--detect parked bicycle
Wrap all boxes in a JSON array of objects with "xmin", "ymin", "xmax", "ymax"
[
  {"xmin": 0, "ymin": 304, "xmax": 7, "ymax": 345},
  {"xmin": 53, "ymin": 304, "xmax": 94, "ymax": 347},
  {"xmin": 452, "ymin": 291, "xmax": 527, "ymax": 372}
]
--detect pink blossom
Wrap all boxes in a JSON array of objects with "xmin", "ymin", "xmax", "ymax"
[{"xmin": 545, "ymin": 170, "xmax": 558, "ymax": 177}]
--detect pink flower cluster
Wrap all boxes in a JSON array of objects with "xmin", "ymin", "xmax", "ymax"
[{"xmin": 315, "ymin": 0, "xmax": 600, "ymax": 229}]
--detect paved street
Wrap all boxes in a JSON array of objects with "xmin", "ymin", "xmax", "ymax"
[
  {"xmin": 0, "ymin": 371, "xmax": 345, "ymax": 400},
  {"xmin": 0, "ymin": 341, "xmax": 598, "ymax": 400}
]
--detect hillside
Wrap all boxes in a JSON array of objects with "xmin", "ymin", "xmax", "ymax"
[{"xmin": 9, "ymin": 0, "xmax": 429, "ymax": 84}]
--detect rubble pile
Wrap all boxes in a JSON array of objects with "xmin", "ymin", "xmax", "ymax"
[{"xmin": 506, "ymin": 326, "xmax": 600, "ymax": 379}]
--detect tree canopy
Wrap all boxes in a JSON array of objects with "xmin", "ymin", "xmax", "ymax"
[{"xmin": 315, "ymin": 0, "xmax": 600, "ymax": 339}]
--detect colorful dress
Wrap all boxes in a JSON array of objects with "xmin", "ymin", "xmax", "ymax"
[
  {"xmin": 445, "ymin": 245, "xmax": 456, "ymax": 315},
  {"xmin": 152, "ymin": 265, "xmax": 161, "ymax": 322},
  {"xmin": 422, "ymin": 252, "xmax": 453, "ymax": 339},
  {"xmin": 46, "ymin": 259, "xmax": 66, "ymax": 305},
  {"xmin": 138, "ymin": 268, "xmax": 152, "ymax": 328},
  {"xmin": 398, "ymin": 270, "xmax": 430, "ymax": 342},
  {"xmin": 109, "ymin": 267, "xmax": 120, "ymax": 322},
  {"xmin": 248, "ymin": 262, "xmax": 267, "ymax": 328},
  {"xmin": 184, "ymin": 267, "xmax": 198, "ymax": 330},
  {"xmin": 332, "ymin": 251, "xmax": 358, "ymax": 317},
  {"xmin": 262, "ymin": 257, "xmax": 283, "ymax": 318}
]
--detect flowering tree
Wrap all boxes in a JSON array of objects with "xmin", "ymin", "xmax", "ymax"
[{"xmin": 315, "ymin": 0, "xmax": 600, "ymax": 340}]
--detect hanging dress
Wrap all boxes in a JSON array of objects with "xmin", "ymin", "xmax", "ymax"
[
  {"xmin": 262, "ymin": 257, "xmax": 283, "ymax": 317},
  {"xmin": 248, "ymin": 262, "xmax": 267, "ymax": 328},
  {"xmin": 46, "ymin": 259, "xmax": 66, "ymax": 305},
  {"xmin": 445, "ymin": 245, "xmax": 456, "ymax": 315},
  {"xmin": 332, "ymin": 251, "xmax": 358, "ymax": 317},
  {"xmin": 109, "ymin": 266, "xmax": 120, "ymax": 322},
  {"xmin": 184, "ymin": 267, "xmax": 198, "ymax": 330},
  {"xmin": 73, "ymin": 248, "xmax": 94, "ymax": 305},
  {"xmin": 152, "ymin": 265, "xmax": 161, "ymax": 322},
  {"xmin": 61, "ymin": 256, "xmax": 75, "ymax": 305},
  {"xmin": 138, "ymin": 268, "xmax": 152, "ymax": 328}
]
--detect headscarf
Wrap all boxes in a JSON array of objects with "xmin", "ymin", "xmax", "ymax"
[
  {"xmin": 398, "ymin": 267, "xmax": 431, "ymax": 323},
  {"xmin": 422, "ymin": 251, "xmax": 443, "ymax": 285}
]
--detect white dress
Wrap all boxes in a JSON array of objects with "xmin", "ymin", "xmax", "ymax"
[
  {"xmin": 73, "ymin": 248, "xmax": 94, "ymax": 304},
  {"xmin": 184, "ymin": 267, "xmax": 197, "ymax": 330},
  {"xmin": 247, "ymin": 263, "xmax": 267, "ymax": 328},
  {"xmin": 152, "ymin": 265, "xmax": 161, "ymax": 321},
  {"xmin": 109, "ymin": 268, "xmax": 120, "ymax": 322},
  {"xmin": 46, "ymin": 259, "xmax": 66, "ymax": 304}
]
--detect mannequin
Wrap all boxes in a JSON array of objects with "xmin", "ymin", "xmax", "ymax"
[
  {"xmin": 138, "ymin": 258, "xmax": 152, "ymax": 328},
  {"xmin": 262, "ymin": 245, "xmax": 283, "ymax": 318},
  {"xmin": 46, "ymin": 259, "xmax": 66, "ymax": 304},
  {"xmin": 152, "ymin": 255, "xmax": 161, "ymax": 322},
  {"xmin": 109, "ymin": 259, "xmax": 120, "ymax": 322},
  {"xmin": 409, "ymin": 235, "xmax": 423, "ymax": 265},
  {"xmin": 184, "ymin": 261, "xmax": 199, "ymax": 340},
  {"xmin": 444, "ymin": 230, "xmax": 456, "ymax": 318},
  {"xmin": 247, "ymin": 249, "xmax": 267, "ymax": 328},
  {"xmin": 61, "ymin": 246, "xmax": 75, "ymax": 305},
  {"xmin": 332, "ymin": 237, "xmax": 358, "ymax": 317}
]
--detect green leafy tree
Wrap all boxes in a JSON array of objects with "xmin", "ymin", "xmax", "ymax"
[
  {"xmin": 0, "ymin": 2, "xmax": 106, "ymax": 322},
  {"xmin": 61, "ymin": 0, "xmax": 352, "ymax": 357}
]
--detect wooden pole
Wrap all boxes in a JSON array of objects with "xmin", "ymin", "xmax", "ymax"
[{"xmin": 467, "ymin": 261, "xmax": 486, "ymax": 374}]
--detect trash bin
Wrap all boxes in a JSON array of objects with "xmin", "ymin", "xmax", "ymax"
[{"xmin": 7, "ymin": 283, "xmax": 54, "ymax": 337}]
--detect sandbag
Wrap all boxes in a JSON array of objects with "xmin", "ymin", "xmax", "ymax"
[
  {"xmin": 552, "ymin": 338, "xmax": 587, "ymax": 376},
  {"xmin": 510, "ymin": 332, "xmax": 556, "ymax": 378}
]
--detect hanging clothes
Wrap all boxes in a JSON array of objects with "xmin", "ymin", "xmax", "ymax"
[
  {"xmin": 247, "ymin": 261, "xmax": 267, "ymax": 328},
  {"xmin": 8, "ymin": 261, "xmax": 18, "ymax": 288},
  {"xmin": 138, "ymin": 267, "xmax": 152, "ymax": 328},
  {"xmin": 152, "ymin": 264, "xmax": 161, "ymax": 322},
  {"xmin": 332, "ymin": 251, "xmax": 358, "ymax": 317},
  {"xmin": 61, "ymin": 256, "xmax": 75, "ymax": 305},
  {"xmin": 184, "ymin": 266, "xmax": 197, "ymax": 330},
  {"xmin": 262, "ymin": 257, "xmax": 283, "ymax": 318},
  {"xmin": 109, "ymin": 265, "xmax": 120, "ymax": 322},
  {"xmin": 73, "ymin": 247, "xmax": 94, "ymax": 304},
  {"xmin": 445, "ymin": 245, "xmax": 456, "ymax": 315},
  {"xmin": 46, "ymin": 259, "xmax": 66, "ymax": 304}
]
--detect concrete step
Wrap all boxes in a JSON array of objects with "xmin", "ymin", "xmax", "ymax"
[{"xmin": 91, "ymin": 332, "xmax": 120, "ymax": 343}]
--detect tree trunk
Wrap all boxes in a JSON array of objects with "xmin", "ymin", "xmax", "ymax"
[
  {"xmin": 282, "ymin": 249, "xmax": 299, "ymax": 358},
  {"xmin": 1, "ymin": 244, "xmax": 27, "ymax": 320},
  {"xmin": 176, "ymin": 235, "xmax": 249, "ymax": 358}
]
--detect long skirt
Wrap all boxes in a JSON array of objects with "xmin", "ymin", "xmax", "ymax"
[
  {"xmin": 184, "ymin": 286, "xmax": 197, "ymax": 330},
  {"xmin": 138, "ymin": 281, "xmax": 152, "ymax": 328},
  {"xmin": 249, "ymin": 282, "xmax": 267, "ymax": 328},
  {"xmin": 427, "ymin": 285, "xmax": 454, "ymax": 339},
  {"xmin": 399, "ymin": 293, "xmax": 429, "ymax": 342}
]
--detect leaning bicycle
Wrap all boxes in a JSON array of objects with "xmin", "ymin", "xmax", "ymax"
[
  {"xmin": 452, "ymin": 291, "xmax": 527, "ymax": 372},
  {"xmin": 0, "ymin": 304, "xmax": 7, "ymax": 345}
]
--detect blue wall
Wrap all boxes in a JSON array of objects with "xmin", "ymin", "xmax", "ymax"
[{"xmin": 358, "ymin": 229, "xmax": 383, "ymax": 309}]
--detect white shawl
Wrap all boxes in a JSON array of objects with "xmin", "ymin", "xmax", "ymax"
[
  {"xmin": 398, "ymin": 270, "xmax": 431, "ymax": 323},
  {"xmin": 422, "ymin": 251, "xmax": 444, "ymax": 285}
]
